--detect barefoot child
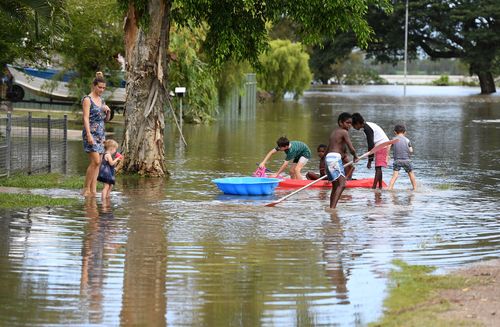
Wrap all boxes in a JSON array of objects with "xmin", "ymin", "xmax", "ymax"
[
  {"xmin": 351, "ymin": 113, "xmax": 390, "ymax": 189},
  {"xmin": 306, "ymin": 144, "xmax": 327, "ymax": 180},
  {"xmin": 388, "ymin": 125, "xmax": 417, "ymax": 190},
  {"xmin": 97, "ymin": 139, "xmax": 123, "ymax": 199},
  {"xmin": 326, "ymin": 113, "xmax": 358, "ymax": 208},
  {"xmin": 259, "ymin": 137, "xmax": 311, "ymax": 179}
]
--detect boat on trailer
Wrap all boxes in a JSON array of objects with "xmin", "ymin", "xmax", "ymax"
[
  {"xmin": 5, "ymin": 65, "xmax": 125, "ymax": 104},
  {"xmin": 278, "ymin": 178, "xmax": 387, "ymax": 189}
]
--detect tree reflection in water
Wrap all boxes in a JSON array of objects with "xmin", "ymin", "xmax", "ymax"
[{"xmin": 119, "ymin": 177, "xmax": 168, "ymax": 327}]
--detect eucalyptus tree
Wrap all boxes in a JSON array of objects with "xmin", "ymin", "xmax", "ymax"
[{"xmin": 118, "ymin": 0, "xmax": 391, "ymax": 176}]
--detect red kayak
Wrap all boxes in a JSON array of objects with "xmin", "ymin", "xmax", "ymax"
[{"xmin": 278, "ymin": 178, "xmax": 386, "ymax": 189}]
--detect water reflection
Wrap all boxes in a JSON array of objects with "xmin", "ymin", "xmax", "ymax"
[
  {"xmin": 323, "ymin": 211, "xmax": 349, "ymax": 304},
  {"xmin": 119, "ymin": 178, "xmax": 168, "ymax": 327},
  {"xmin": 1, "ymin": 86, "xmax": 499, "ymax": 326},
  {"xmin": 80, "ymin": 197, "xmax": 113, "ymax": 323}
]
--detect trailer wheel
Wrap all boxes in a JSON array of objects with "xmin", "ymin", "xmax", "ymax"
[{"xmin": 7, "ymin": 85, "xmax": 25, "ymax": 101}]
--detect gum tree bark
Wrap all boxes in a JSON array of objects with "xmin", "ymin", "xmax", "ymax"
[{"xmin": 121, "ymin": 0, "xmax": 172, "ymax": 176}]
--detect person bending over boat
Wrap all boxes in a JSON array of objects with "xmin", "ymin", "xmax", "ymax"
[
  {"xmin": 259, "ymin": 137, "xmax": 311, "ymax": 179},
  {"xmin": 351, "ymin": 113, "xmax": 390, "ymax": 189},
  {"xmin": 82, "ymin": 72, "xmax": 111, "ymax": 197},
  {"xmin": 326, "ymin": 113, "xmax": 358, "ymax": 208},
  {"xmin": 306, "ymin": 144, "xmax": 327, "ymax": 180}
]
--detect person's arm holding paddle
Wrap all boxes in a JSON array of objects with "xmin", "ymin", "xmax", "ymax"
[
  {"xmin": 344, "ymin": 130, "xmax": 359, "ymax": 164},
  {"xmin": 363, "ymin": 123, "xmax": 375, "ymax": 168}
]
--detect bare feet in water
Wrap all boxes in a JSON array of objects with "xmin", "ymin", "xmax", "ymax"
[{"xmin": 82, "ymin": 190, "xmax": 96, "ymax": 197}]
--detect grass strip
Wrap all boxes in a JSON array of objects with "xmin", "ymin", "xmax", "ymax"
[
  {"xmin": 370, "ymin": 260, "xmax": 477, "ymax": 327},
  {"xmin": 0, "ymin": 193, "xmax": 79, "ymax": 209},
  {"xmin": 0, "ymin": 173, "xmax": 86, "ymax": 189}
]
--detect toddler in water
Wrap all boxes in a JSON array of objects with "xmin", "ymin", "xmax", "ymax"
[
  {"xmin": 388, "ymin": 125, "xmax": 417, "ymax": 190},
  {"xmin": 97, "ymin": 139, "xmax": 123, "ymax": 199}
]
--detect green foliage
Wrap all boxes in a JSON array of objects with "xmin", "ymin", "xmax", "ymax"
[
  {"xmin": 59, "ymin": 0, "xmax": 124, "ymax": 99},
  {"xmin": 309, "ymin": 34, "xmax": 357, "ymax": 84},
  {"xmin": 330, "ymin": 51, "xmax": 387, "ymax": 85},
  {"xmin": 0, "ymin": 173, "xmax": 86, "ymax": 189},
  {"xmin": 0, "ymin": 0, "xmax": 69, "ymax": 68},
  {"xmin": 168, "ymin": 25, "xmax": 218, "ymax": 124},
  {"xmin": 174, "ymin": 0, "xmax": 392, "ymax": 67},
  {"xmin": 432, "ymin": 75, "xmax": 450, "ymax": 86},
  {"xmin": 371, "ymin": 58, "xmax": 469, "ymax": 75},
  {"xmin": 216, "ymin": 60, "xmax": 252, "ymax": 105},
  {"xmin": 370, "ymin": 260, "xmax": 475, "ymax": 327},
  {"xmin": 0, "ymin": 193, "xmax": 79, "ymax": 208},
  {"xmin": 257, "ymin": 39, "xmax": 312, "ymax": 100},
  {"xmin": 366, "ymin": 0, "xmax": 500, "ymax": 92}
]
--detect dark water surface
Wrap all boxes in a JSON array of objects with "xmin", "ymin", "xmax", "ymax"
[{"xmin": 1, "ymin": 85, "xmax": 499, "ymax": 326}]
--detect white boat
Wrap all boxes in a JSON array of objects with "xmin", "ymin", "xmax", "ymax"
[{"xmin": 6, "ymin": 65, "xmax": 125, "ymax": 104}]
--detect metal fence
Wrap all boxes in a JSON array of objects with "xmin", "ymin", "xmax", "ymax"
[
  {"xmin": 0, "ymin": 113, "xmax": 68, "ymax": 177},
  {"xmin": 221, "ymin": 73, "xmax": 257, "ymax": 120}
]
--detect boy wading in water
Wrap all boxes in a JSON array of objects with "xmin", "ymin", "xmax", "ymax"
[
  {"xmin": 351, "ymin": 113, "xmax": 390, "ymax": 189},
  {"xmin": 259, "ymin": 137, "xmax": 311, "ymax": 179},
  {"xmin": 326, "ymin": 113, "xmax": 358, "ymax": 208},
  {"xmin": 388, "ymin": 125, "xmax": 417, "ymax": 190}
]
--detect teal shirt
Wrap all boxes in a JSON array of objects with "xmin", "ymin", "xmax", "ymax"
[{"xmin": 275, "ymin": 141, "xmax": 311, "ymax": 162}]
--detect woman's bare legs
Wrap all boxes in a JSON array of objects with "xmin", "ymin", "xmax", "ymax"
[{"xmin": 83, "ymin": 152, "xmax": 101, "ymax": 197}]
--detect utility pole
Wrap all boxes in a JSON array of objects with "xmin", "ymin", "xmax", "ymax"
[{"xmin": 404, "ymin": 0, "xmax": 409, "ymax": 96}]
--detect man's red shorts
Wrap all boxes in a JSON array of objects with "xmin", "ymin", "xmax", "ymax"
[{"xmin": 375, "ymin": 147, "xmax": 388, "ymax": 167}]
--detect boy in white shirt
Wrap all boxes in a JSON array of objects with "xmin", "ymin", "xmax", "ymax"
[{"xmin": 351, "ymin": 113, "xmax": 390, "ymax": 189}]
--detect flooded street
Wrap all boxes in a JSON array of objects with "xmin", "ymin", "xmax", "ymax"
[{"xmin": 1, "ymin": 85, "xmax": 499, "ymax": 326}]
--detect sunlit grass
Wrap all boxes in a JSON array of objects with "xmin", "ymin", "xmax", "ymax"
[
  {"xmin": 0, "ymin": 173, "xmax": 86, "ymax": 189},
  {"xmin": 369, "ymin": 260, "xmax": 479, "ymax": 327},
  {"xmin": 0, "ymin": 193, "xmax": 79, "ymax": 208}
]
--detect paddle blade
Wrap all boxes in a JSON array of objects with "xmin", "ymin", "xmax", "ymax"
[{"xmin": 265, "ymin": 201, "xmax": 279, "ymax": 207}]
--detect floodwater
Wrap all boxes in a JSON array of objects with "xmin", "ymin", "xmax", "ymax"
[{"xmin": 1, "ymin": 85, "xmax": 499, "ymax": 326}]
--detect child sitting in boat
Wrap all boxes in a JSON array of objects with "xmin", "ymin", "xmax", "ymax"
[
  {"xmin": 259, "ymin": 137, "xmax": 311, "ymax": 179},
  {"xmin": 306, "ymin": 144, "xmax": 327, "ymax": 180},
  {"xmin": 388, "ymin": 125, "xmax": 417, "ymax": 190}
]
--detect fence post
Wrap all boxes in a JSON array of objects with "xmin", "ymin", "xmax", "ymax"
[
  {"xmin": 63, "ymin": 115, "xmax": 67, "ymax": 174},
  {"xmin": 6, "ymin": 113, "xmax": 12, "ymax": 177},
  {"xmin": 28, "ymin": 112, "xmax": 32, "ymax": 175},
  {"xmin": 47, "ymin": 115, "xmax": 52, "ymax": 173}
]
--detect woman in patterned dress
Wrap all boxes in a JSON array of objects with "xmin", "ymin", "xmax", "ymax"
[{"xmin": 82, "ymin": 72, "xmax": 111, "ymax": 197}]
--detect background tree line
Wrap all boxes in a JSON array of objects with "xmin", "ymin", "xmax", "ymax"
[{"xmin": 1, "ymin": 0, "xmax": 498, "ymax": 175}]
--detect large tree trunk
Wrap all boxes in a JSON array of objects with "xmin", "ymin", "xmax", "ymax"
[
  {"xmin": 121, "ymin": 0, "xmax": 172, "ymax": 176},
  {"xmin": 476, "ymin": 71, "xmax": 496, "ymax": 94}
]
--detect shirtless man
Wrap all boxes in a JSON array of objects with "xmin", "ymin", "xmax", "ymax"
[{"xmin": 326, "ymin": 112, "xmax": 358, "ymax": 208}]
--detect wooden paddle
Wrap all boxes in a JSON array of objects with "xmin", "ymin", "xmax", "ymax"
[{"xmin": 264, "ymin": 139, "xmax": 398, "ymax": 207}]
